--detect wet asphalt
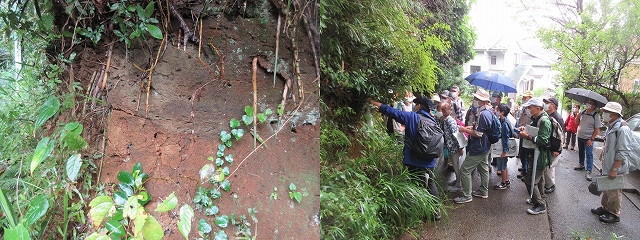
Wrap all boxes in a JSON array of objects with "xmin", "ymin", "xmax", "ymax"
[{"xmin": 399, "ymin": 141, "xmax": 640, "ymax": 240}]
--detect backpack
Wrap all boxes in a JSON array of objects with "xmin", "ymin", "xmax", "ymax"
[
  {"xmin": 539, "ymin": 116, "xmax": 564, "ymax": 153},
  {"xmin": 487, "ymin": 111, "xmax": 502, "ymax": 144},
  {"xmin": 407, "ymin": 113, "xmax": 445, "ymax": 159}
]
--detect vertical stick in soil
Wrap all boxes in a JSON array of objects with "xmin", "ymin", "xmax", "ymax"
[
  {"xmin": 252, "ymin": 57, "xmax": 258, "ymax": 149},
  {"xmin": 273, "ymin": 15, "xmax": 281, "ymax": 87}
]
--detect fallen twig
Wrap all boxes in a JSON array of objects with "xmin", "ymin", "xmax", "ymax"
[
  {"xmin": 252, "ymin": 57, "xmax": 258, "ymax": 149},
  {"xmin": 273, "ymin": 15, "xmax": 281, "ymax": 87},
  {"xmin": 100, "ymin": 43, "xmax": 114, "ymax": 90}
]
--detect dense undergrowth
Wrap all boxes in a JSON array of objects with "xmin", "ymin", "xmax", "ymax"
[{"xmin": 320, "ymin": 115, "xmax": 444, "ymax": 239}]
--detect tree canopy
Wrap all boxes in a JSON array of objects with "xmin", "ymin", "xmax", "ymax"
[
  {"xmin": 321, "ymin": 0, "xmax": 476, "ymax": 126},
  {"xmin": 533, "ymin": 0, "xmax": 640, "ymax": 106}
]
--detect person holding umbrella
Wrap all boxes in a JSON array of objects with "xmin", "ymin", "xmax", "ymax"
[
  {"xmin": 573, "ymin": 99, "xmax": 603, "ymax": 181},
  {"xmin": 517, "ymin": 98, "xmax": 552, "ymax": 215}
]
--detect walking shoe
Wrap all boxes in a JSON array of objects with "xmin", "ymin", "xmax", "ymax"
[
  {"xmin": 527, "ymin": 204, "xmax": 547, "ymax": 215},
  {"xmin": 448, "ymin": 180, "xmax": 457, "ymax": 186},
  {"xmin": 526, "ymin": 198, "xmax": 534, "ymax": 205},
  {"xmin": 599, "ymin": 213, "xmax": 620, "ymax": 223},
  {"xmin": 586, "ymin": 171, "xmax": 592, "ymax": 181},
  {"xmin": 591, "ymin": 207, "xmax": 608, "ymax": 215},
  {"xmin": 454, "ymin": 195, "xmax": 473, "ymax": 204},
  {"xmin": 574, "ymin": 165, "xmax": 585, "ymax": 170},
  {"xmin": 571, "ymin": 147, "xmax": 575, "ymax": 151},
  {"xmin": 563, "ymin": 145, "xmax": 568, "ymax": 149},
  {"xmin": 448, "ymin": 186, "xmax": 462, "ymax": 193},
  {"xmin": 517, "ymin": 173, "xmax": 526, "ymax": 179},
  {"xmin": 518, "ymin": 168, "xmax": 524, "ymax": 172},
  {"xmin": 472, "ymin": 190, "xmax": 488, "ymax": 199},
  {"xmin": 493, "ymin": 182, "xmax": 509, "ymax": 190},
  {"xmin": 544, "ymin": 185, "xmax": 556, "ymax": 194}
]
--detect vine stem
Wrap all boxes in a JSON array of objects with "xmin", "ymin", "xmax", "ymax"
[
  {"xmin": 145, "ymin": 36, "xmax": 166, "ymax": 118},
  {"xmin": 273, "ymin": 15, "xmax": 281, "ymax": 87}
]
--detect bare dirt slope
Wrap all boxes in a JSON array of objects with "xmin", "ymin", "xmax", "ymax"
[{"xmin": 75, "ymin": 5, "xmax": 319, "ymax": 238}]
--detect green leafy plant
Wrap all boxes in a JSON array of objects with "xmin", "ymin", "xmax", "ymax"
[
  {"xmin": 109, "ymin": 0, "xmax": 163, "ymax": 47},
  {"xmin": 270, "ymin": 187, "xmax": 278, "ymax": 200},
  {"xmin": 289, "ymin": 183, "xmax": 302, "ymax": 203},
  {"xmin": 76, "ymin": 25, "xmax": 105, "ymax": 45},
  {"xmin": 86, "ymin": 163, "xmax": 167, "ymax": 240},
  {"xmin": 233, "ymin": 208, "xmax": 259, "ymax": 240}
]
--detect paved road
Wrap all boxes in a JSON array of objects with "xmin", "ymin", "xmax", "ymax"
[{"xmin": 399, "ymin": 141, "xmax": 640, "ymax": 240}]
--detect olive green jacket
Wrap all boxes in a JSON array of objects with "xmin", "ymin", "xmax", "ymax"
[{"xmin": 531, "ymin": 112, "xmax": 552, "ymax": 169}]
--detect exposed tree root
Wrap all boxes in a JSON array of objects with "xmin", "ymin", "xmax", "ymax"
[{"xmin": 171, "ymin": 4, "xmax": 199, "ymax": 48}]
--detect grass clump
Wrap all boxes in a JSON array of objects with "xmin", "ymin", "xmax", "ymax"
[{"xmin": 321, "ymin": 121, "xmax": 443, "ymax": 239}]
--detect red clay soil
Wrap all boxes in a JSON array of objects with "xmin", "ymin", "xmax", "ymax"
[{"xmin": 74, "ymin": 11, "xmax": 319, "ymax": 239}]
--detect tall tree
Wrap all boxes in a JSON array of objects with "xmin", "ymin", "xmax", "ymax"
[{"xmin": 533, "ymin": 0, "xmax": 640, "ymax": 106}]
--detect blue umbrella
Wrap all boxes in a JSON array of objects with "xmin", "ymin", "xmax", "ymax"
[{"xmin": 465, "ymin": 71, "xmax": 517, "ymax": 93}]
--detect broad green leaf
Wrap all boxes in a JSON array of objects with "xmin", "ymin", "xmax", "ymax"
[
  {"xmin": 136, "ymin": 4, "xmax": 145, "ymax": 19},
  {"xmin": 4, "ymin": 223, "xmax": 30, "ymax": 240},
  {"xmin": 248, "ymin": 208, "xmax": 258, "ymax": 223},
  {"xmin": 205, "ymin": 205, "xmax": 219, "ymax": 215},
  {"xmin": 141, "ymin": 214, "xmax": 164, "ymax": 240},
  {"xmin": 293, "ymin": 192, "xmax": 302, "ymax": 203},
  {"xmin": 66, "ymin": 154, "xmax": 82, "ymax": 182},
  {"xmin": 231, "ymin": 129, "xmax": 244, "ymax": 140},
  {"xmin": 289, "ymin": 183, "xmax": 296, "ymax": 191},
  {"xmin": 64, "ymin": 132, "xmax": 88, "ymax": 150},
  {"xmin": 178, "ymin": 204, "xmax": 194, "ymax": 239},
  {"xmin": 64, "ymin": 121, "xmax": 83, "ymax": 134},
  {"xmin": 35, "ymin": 97, "xmax": 60, "ymax": 130},
  {"xmin": 138, "ymin": 191, "xmax": 151, "ymax": 205},
  {"xmin": 214, "ymin": 215, "xmax": 229, "ymax": 228},
  {"xmin": 244, "ymin": 106, "xmax": 253, "ymax": 116},
  {"xmin": 220, "ymin": 180, "xmax": 231, "ymax": 191},
  {"xmin": 155, "ymin": 192, "xmax": 178, "ymax": 212},
  {"xmin": 199, "ymin": 164, "xmax": 216, "ymax": 182},
  {"xmin": 25, "ymin": 195, "xmax": 49, "ymax": 225},
  {"xmin": 117, "ymin": 171, "xmax": 134, "ymax": 186},
  {"xmin": 242, "ymin": 115, "xmax": 253, "ymax": 125},
  {"xmin": 277, "ymin": 104, "xmax": 284, "ymax": 116},
  {"xmin": 113, "ymin": 191, "xmax": 128, "ymax": 205},
  {"xmin": 123, "ymin": 196, "xmax": 141, "ymax": 220},
  {"xmin": 133, "ymin": 206, "xmax": 148, "ymax": 237},
  {"xmin": 213, "ymin": 171, "xmax": 225, "ymax": 183},
  {"xmin": 224, "ymin": 140, "xmax": 232, "ymax": 148},
  {"xmin": 210, "ymin": 188, "xmax": 221, "ymax": 199},
  {"xmin": 118, "ymin": 183, "xmax": 134, "ymax": 197},
  {"xmin": 229, "ymin": 118, "xmax": 240, "ymax": 128},
  {"xmin": 85, "ymin": 232, "xmax": 110, "ymax": 240},
  {"xmin": 198, "ymin": 219, "xmax": 212, "ymax": 235},
  {"xmin": 220, "ymin": 131, "xmax": 231, "ymax": 143},
  {"xmin": 146, "ymin": 25, "xmax": 163, "ymax": 39},
  {"xmin": 264, "ymin": 108, "xmax": 273, "ymax": 115},
  {"xmin": 89, "ymin": 196, "xmax": 114, "ymax": 229},
  {"xmin": 257, "ymin": 113, "xmax": 267, "ymax": 123},
  {"xmin": 132, "ymin": 162, "xmax": 143, "ymax": 173},
  {"xmin": 224, "ymin": 154, "xmax": 234, "ymax": 164},
  {"xmin": 31, "ymin": 137, "xmax": 55, "ymax": 175},
  {"xmin": 215, "ymin": 158, "xmax": 224, "ymax": 167},
  {"xmin": 105, "ymin": 220, "xmax": 125, "ymax": 237},
  {"xmin": 216, "ymin": 150, "xmax": 224, "ymax": 158},
  {"xmin": 214, "ymin": 230, "xmax": 228, "ymax": 240},
  {"xmin": 222, "ymin": 166, "xmax": 230, "ymax": 176},
  {"xmin": 144, "ymin": 1, "xmax": 155, "ymax": 19}
]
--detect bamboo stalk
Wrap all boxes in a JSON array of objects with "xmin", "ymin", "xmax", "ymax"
[{"xmin": 252, "ymin": 57, "xmax": 258, "ymax": 149}]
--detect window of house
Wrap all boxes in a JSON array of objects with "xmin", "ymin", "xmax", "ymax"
[
  {"xmin": 470, "ymin": 65, "xmax": 481, "ymax": 73},
  {"xmin": 513, "ymin": 53, "xmax": 519, "ymax": 65},
  {"xmin": 491, "ymin": 56, "xmax": 497, "ymax": 65}
]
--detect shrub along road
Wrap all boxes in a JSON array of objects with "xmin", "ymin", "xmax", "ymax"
[{"xmin": 400, "ymin": 141, "xmax": 640, "ymax": 239}]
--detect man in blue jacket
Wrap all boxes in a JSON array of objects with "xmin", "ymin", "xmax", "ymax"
[{"xmin": 369, "ymin": 96, "xmax": 439, "ymax": 199}]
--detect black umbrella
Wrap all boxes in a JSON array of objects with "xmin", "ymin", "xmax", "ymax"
[{"xmin": 565, "ymin": 88, "xmax": 608, "ymax": 108}]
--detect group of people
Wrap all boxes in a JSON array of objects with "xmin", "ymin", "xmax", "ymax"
[{"xmin": 369, "ymin": 85, "xmax": 633, "ymax": 223}]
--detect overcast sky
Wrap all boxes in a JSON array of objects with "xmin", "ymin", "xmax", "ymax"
[{"xmin": 469, "ymin": 0, "xmax": 537, "ymax": 45}]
